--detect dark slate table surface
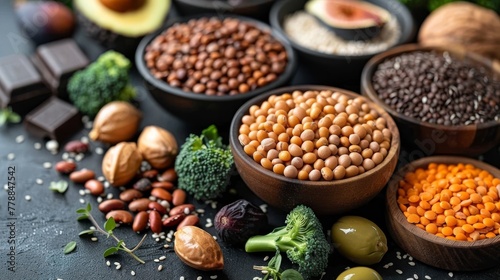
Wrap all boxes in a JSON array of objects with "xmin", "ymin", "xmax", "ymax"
[{"xmin": 1, "ymin": 1, "xmax": 499, "ymax": 279}]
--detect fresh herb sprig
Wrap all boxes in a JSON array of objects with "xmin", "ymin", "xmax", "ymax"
[
  {"xmin": 0, "ymin": 107, "xmax": 21, "ymax": 126},
  {"xmin": 76, "ymin": 203, "xmax": 147, "ymax": 264},
  {"xmin": 253, "ymin": 249, "xmax": 304, "ymax": 280}
]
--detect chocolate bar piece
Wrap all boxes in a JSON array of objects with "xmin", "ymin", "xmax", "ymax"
[
  {"xmin": 32, "ymin": 39, "xmax": 89, "ymax": 100},
  {"xmin": 24, "ymin": 97, "xmax": 82, "ymax": 141},
  {"xmin": 0, "ymin": 54, "xmax": 51, "ymax": 115}
]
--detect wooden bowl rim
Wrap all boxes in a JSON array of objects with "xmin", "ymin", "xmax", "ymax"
[
  {"xmin": 135, "ymin": 13, "xmax": 297, "ymax": 102},
  {"xmin": 386, "ymin": 155, "xmax": 500, "ymax": 248},
  {"xmin": 174, "ymin": 0, "xmax": 275, "ymax": 10},
  {"xmin": 361, "ymin": 43, "xmax": 500, "ymax": 131},
  {"xmin": 230, "ymin": 84, "xmax": 401, "ymax": 190}
]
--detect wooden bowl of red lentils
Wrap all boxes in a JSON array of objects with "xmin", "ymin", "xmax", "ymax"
[
  {"xmin": 135, "ymin": 14, "xmax": 297, "ymax": 128},
  {"xmin": 361, "ymin": 44, "xmax": 500, "ymax": 156},
  {"xmin": 386, "ymin": 156, "xmax": 500, "ymax": 271},
  {"xmin": 229, "ymin": 85, "xmax": 400, "ymax": 215}
]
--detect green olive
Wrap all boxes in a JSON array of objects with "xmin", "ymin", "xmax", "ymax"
[
  {"xmin": 336, "ymin": 266, "xmax": 383, "ymax": 280},
  {"xmin": 331, "ymin": 216, "xmax": 388, "ymax": 265}
]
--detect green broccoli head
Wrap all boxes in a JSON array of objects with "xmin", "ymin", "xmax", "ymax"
[
  {"xmin": 174, "ymin": 125, "xmax": 234, "ymax": 200},
  {"xmin": 67, "ymin": 50, "xmax": 136, "ymax": 118},
  {"xmin": 245, "ymin": 205, "xmax": 330, "ymax": 279}
]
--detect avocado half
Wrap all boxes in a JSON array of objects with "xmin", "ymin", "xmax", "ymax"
[
  {"xmin": 305, "ymin": 0, "xmax": 390, "ymax": 41},
  {"xmin": 74, "ymin": 0, "xmax": 171, "ymax": 57}
]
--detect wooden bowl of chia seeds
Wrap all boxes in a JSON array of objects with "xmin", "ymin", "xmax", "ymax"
[
  {"xmin": 269, "ymin": 0, "xmax": 415, "ymax": 88},
  {"xmin": 361, "ymin": 44, "xmax": 500, "ymax": 156}
]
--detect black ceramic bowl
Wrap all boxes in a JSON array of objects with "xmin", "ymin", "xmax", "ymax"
[
  {"xmin": 136, "ymin": 14, "xmax": 297, "ymax": 128},
  {"xmin": 173, "ymin": 0, "xmax": 275, "ymax": 21},
  {"xmin": 269, "ymin": 0, "xmax": 415, "ymax": 88}
]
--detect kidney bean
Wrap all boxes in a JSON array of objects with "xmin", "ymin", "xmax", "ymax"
[
  {"xmin": 119, "ymin": 189, "xmax": 143, "ymax": 202},
  {"xmin": 151, "ymin": 181, "xmax": 174, "ymax": 191},
  {"xmin": 106, "ymin": 210, "xmax": 133, "ymax": 224},
  {"xmin": 132, "ymin": 211, "xmax": 149, "ymax": 232},
  {"xmin": 169, "ymin": 204, "xmax": 195, "ymax": 216},
  {"xmin": 141, "ymin": 169, "xmax": 158, "ymax": 180},
  {"xmin": 98, "ymin": 199, "xmax": 126, "ymax": 213},
  {"xmin": 64, "ymin": 140, "xmax": 89, "ymax": 153},
  {"xmin": 162, "ymin": 213, "xmax": 186, "ymax": 227},
  {"xmin": 177, "ymin": 215, "xmax": 199, "ymax": 230},
  {"xmin": 148, "ymin": 201, "xmax": 167, "ymax": 215},
  {"xmin": 128, "ymin": 198, "xmax": 152, "ymax": 212},
  {"xmin": 69, "ymin": 169, "xmax": 95, "ymax": 184},
  {"xmin": 149, "ymin": 210, "xmax": 163, "ymax": 234},
  {"xmin": 172, "ymin": 189, "xmax": 187, "ymax": 206},
  {"xmin": 151, "ymin": 188, "xmax": 172, "ymax": 201},
  {"xmin": 55, "ymin": 161, "xmax": 77, "ymax": 174},
  {"xmin": 84, "ymin": 179, "xmax": 104, "ymax": 196}
]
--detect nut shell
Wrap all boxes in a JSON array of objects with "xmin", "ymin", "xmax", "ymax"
[
  {"xmin": 174, "ymin": 226, "xmax": 224, "ymax": 271},
  {"xmin": 102, "ymin": 142, "xmax": 142, "ymax": 186},
  {"xmin": 137, "ymin": 125, "xmax": 178, "ymax": 169},
  {"xmin": 89, "ymin": 101, "xmax": 142, "ymax": 144}
]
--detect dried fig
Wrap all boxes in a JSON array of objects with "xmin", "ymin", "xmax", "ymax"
[
  {"xmin": 137, "ymin": 125, "xmax": 178, "ymax": 169},
  {"xmin": 102, "ymin": 142, "xmax": 142, "ymax": 186},
  {"xmin": 89, "ymin": 101, "xmax": 141, "ymax": 144},
  {"xmin": 174, "ymin": 226, "xmax": 224, "ymax": 271}
]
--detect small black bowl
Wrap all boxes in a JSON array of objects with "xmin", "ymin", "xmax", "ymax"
[
  {"xmin": 135, "ymin": 14, "xmax": 297, "ymax": 129},
  {"xmin": 173, "ymin": 0, "xmax": 276, "ymax": 21},
  {"xmin": 269, "ymin": 0, "xmax": 415, "ymax": 88}
]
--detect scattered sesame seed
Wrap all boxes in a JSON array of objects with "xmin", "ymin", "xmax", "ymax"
[
  {"xmin": 79, "ymin": 198, "xmax": 85, "ymax": 204},
  {"xmin": 25, "ymin": 195, "xmax": 31, "ymax": 201},
  {"xmin": 253, "ymin": 278, "xmax": 261, "ymax": 280},
  {"xmin": 46, "ymin": 140, "xmax": 59, "ymax": 153},
  {"xmin": 106, "ymin": 260, "xmax": 110, "ymax": 267},
  {"xmin": 97, "ymin": 197, "xmax": 103, "ymax": 203},
  {"xmin": 97, "ymin": 176, "xmax": 105, "ymax": 181},
  {"xmin": 414, "ymin": 274, "xmax": 419, "ymax": 279},
  {"xmin": 15, "ymin": 135, "xmax": 25, "ymax": 143},
  {"xmin": 210, "ymin": 201, "xmax": 217, "ymax": 209},
  {"xmin": 131, "ymin": 270, "xmax": 135, "ymax": 276},
  {"xmin": 159, "ymin": 256, "xmax": 166, "ymax": 261},
  {"xmin": 158, "ymin": 265, "xmax": 163, "ymax": 271},
  {"xmin": 397, "ymin": 255, "xmax": 402, "ymax": 260},
  {"xmin": 396, "ymin": 269, "xmax": 403, "ymax": 274},
  {"xmin": 448, "ymin": 272, "xmax": 454, "ymax": 277},
  {"xmin": 43, "ymin": 162, "xmax": 52, "ymax": 169},
  {"xmin": 152, "ymin": 233, "xmax": 159, "ymax": 238},
  {"xmin": 149, "ymin": 196, "xmax": 157, "ymax": 201},
  {"xmin": 106, "ymin": 193, "xmax": 113, "ymax": 199},
  {"xmin": 155, "ymin": 237, "xmax": 160, "ymax": 242},
  {"xmin": 406, "ymin": 278, "xmax": 414, "ymax": 280},
  {"xmin": 154, "ymin": 259, "xmax": 160, "ymax": 263},
  {"xmin": 263, "ymin": 256, "xmax": 269, "ymax": 261},
  {"xmin": 3, "ymin": 184, "xmax": 8, "ymax": 190},
  {"xmin": 205, "ymin": 223, "xmax": 213, "ymax": 228},
  {"xmin": 212, "ymin": 236, "xmax": 217, "ymax": 240},
  {"xmin": 409, "ymin": 256, "xmax": 413, "ymax": 261},
  {"xmin": 383, "ymin": 264, "xmax": 389, "ymax": 269},
  {"xmin": 95, "ymin": 147, "xmax": 104, "ymax": 155},
  {"xmin": 196, "ymin": 209, "xmax": 205, "ymax": 214},
  {"xmin": 116, "ymin": 265, "xmax": 121, "ymax": 270},
  {"xmin": 7, "ymin": 153, "xmax": 15, "ymax": 160},
  {"xmin": 164, "ymin": 244, "xmax": 170, "ymax": 248},
  {"xmin": 91, "ymin": 237, "xmax": 98, "ymax": 242},
  {"xmin": 210, "ymin": 276, "xmax": 217, "ymax": 279},
  {"xmin": 79, "ymin": 190, "xmax": 86, "ymax": 196},
  {"xmin": 114, "ymin": 262, "xmax": 120, "ymax": 266},
  {"xmin": 228, "ymin": 188, "xmax": 237, "ymax": 194},
  {"xmin": 34, "ymin": 142, "xmax": 42, "ymax": 150},
  {"xmin": 403, "ymin": 254, "xmax": 408, "ymax": 259},
  {"xmin": 160, "ymin": 235, "xmax": 166, "ymax": 240},
  {"xmin": 84, "ymin": 189, "xmax": 91, "ymax": 194},
  {"xmin": 259, "ymin": 204, "xmax": 268, "ymax": 213},
  {"xmin": 184, "ymin": 207, "xmax": 191, "ymax": 215},
  {"xmin": 62, "ymin": 153, "xmax": 69, "ymax": 160},
  {"xmin": 425, "ymin": 276, "xmax": 431, "ymax": 279},
  {"xmin": 75, "ymin": 153, "xmax": 84, "ymax": 162},
  {"xmin": 180, "ymin": 277, "xmax": 185, "ymax": 280},
  {"xmin": 36, "ymin": 178, "xmax": 43, "ymax": 185},
  {"xmin": 344, "ymin": 267, "xmax": 350, "ymax": 270},
  {"xmin": 90, "ymin": 226, "xmax": 96, "ymax": 230},
  {"xmin": 160, "ymin": 200, "xmax": 170, "ymax": 208},
  {"xmin": 197, "ymin": 277, "xmax": 203, "ymax": 280},
  {"xmin": 80, "ymin": 136, "xmax": 89, "ymax": 144},
  {"xmin": 84, "ymin": 121, "xmax": 93, "ymax": 130},
  {"xmin": 166, "ymin": 238, "xmax": 172, "ymax": 242},
  {"xmin": 104, "ymin": 181, "xmax": 110, "ymax": 188},
  {"xmin": 408, "ymin": 261, "xmax": 416, "ymax": 266}
]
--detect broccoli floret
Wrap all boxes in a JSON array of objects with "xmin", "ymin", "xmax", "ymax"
[
  {"xmin": 174, "ymin": 125, "xmax": 234, "ymax": 200},
  {"xmin": 245, "ymin": 205, "xmax": 330, "ymax": 279},
  {"xmin": 67, "ymin": 50, "xmax": 136, "ymax": 118}
]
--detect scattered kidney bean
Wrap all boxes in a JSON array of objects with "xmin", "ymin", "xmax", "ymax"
[
  {"xmin": 148, "ymin": 201, "xmax": 167, "ymax": 215},
  {"xmin": 106, "ymin": 210, "xmax": 133, "ymax": 224},
  {"xmin": 69, "ymin": 169, "xmax": 95, "ymax": 184},
  {"xmin": 159, "ymin": 168, "xmax": 177, "ymax": 182},
  {"xmin": 169, "ymin": 204, "xmax": 195, "ymax": 216},
  {"xmin": 84, "ymin": 179, "xmax": 104, "ymax": 196},
  {"xmin": 64, "ymin": 140, "xmax": 89, "ymax": 153},
  {"xmin": 151, "ymin": 188, "xmax": 173, "ymax": 201},
  {"xmin": 163, "ymin": 213, "xmax": 186, "ymax": 228},
  {"xmin": 132, "ymin": 211, "xmax": 149, "ymax": 232},
  {"xmin": 98, "ymin": 199, "xmax": 126, "ymax": 213},
  {"xmin": 151, "ymin": 181, "xmax": 174, "ymax": 190},
  {"xmin": 141, "ymin": 169, "xmax": 159, "ymax": 180},
  {"xmin": 128, "ymin": 198, "xmax": 152, "ymax": 212},
  {"xmin": 172, "ymin": 189, "xmax": 187, "ymax": 206},
  {"xmin": 55, "ymin": 160, "xmax": 76, "ymax": 174},
  {"xmin": 119, "ymin": 189, "xmax": 143, "ymax": 202},
  {"xmin": 177, "ymin": 215, "xmax": 199, "ymax": 230},
  {"xmin": 149, "ymin": 210, "xmax": 163, "ymax": 234},
  {"xmin": 144, "ymin": 17, "xmax": 288, "ymax": 96}
]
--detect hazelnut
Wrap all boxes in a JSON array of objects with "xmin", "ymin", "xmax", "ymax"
[
  {"xmin": 102, "ymin": 142, "xmax": 142, "ymax": 186},
  {"xmin": 137, "ymin": 126, "xmax": 178, "ymax": 169},
  {"xmin": 89, "ymin": 101, "xmax": 142, "ymax": 144}
]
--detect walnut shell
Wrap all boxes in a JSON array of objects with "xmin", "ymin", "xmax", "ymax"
[
  {"xmin": 174, "ymin": 226, "xmax": 224, "ymax": 271},
  {"xmin": 419, "ymin": 2, "xmax": 500, "ymax": 61},
  {"xmin": 102, "ymin": 142, "xmax": 142, "ymax": 186},
  {"xmin": 89, "ymin": 101, "xmax": 142, "ymax": 144},
  {"xmin": 137, "ymin": 126, "xmax": 178, "ymax": 169}
]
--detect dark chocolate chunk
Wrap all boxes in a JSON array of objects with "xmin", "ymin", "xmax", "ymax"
[
  {"xmin": 24, "ymin": 97, "xmax": 82, "ymax": 141},
  {"xmin": 0, "ymin": 54, "xmax": 51, "ymax": 115},
  {"xmin": 32, "ymin": 39, "xmax": 89, "ymax": 100}
]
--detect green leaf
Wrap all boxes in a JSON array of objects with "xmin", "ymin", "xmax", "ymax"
[
  {"xmin": 0, "ymin": 107, "xmax": 20, "ymax": 126},
  {"xmin": 103, "ymin": 247, "xmax": 119, "ymax": 257},
  {"xmin": 77, "ymin": 214, "xmax": 89, "ymax": 221},
  {"xmin": 64, "ymin": 241, "xmax": 77, "ymax": 254},
  {"xmin": 78, "ymin": 229, "xmax": 95, "ymax": 236},
  {"xmin": 281, "ymin": 269, "xmax": 304, "ymax": 280},
  {"xmin": 0, "ymin": 111, "xmax": 7, "ymax": 126},
  {"xmin": 7, "ymin": 112, "xmax": 20, "ymax": 123},
  {"xmin": 86, "ymin": 203, "xmax": 92, "ymax": 212},
  {"xmin": 76, "ymin": 208, "xmax": 87, "ymax": 214},
  {"xmin": 104, "ymin": 217, "xmax": 116, "ymax": 233},
  {"xmin": 49, "ymin": 180, "xmax": 69, "ymax": 193}
]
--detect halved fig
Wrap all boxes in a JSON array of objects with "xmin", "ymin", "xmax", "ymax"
[{"xmin": 305, "ymin": 0, "xmax": 390, "ymax": 41}]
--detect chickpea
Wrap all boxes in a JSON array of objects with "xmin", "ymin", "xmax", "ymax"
[
  {"xmin": 273, "ymin": 163, "xmax": 285, "ymax": 175},
  {"xmin": 345, "ymin": 165, "xmax": 359, "ymax": 178},
  {"xmin": 279, "ymin": 150, "xmax": 292, "ymax": 162},
  {"xmin": 309, "ymin": 169, "xmax": 321, "ymax": 181},
  {"xmin": 338, "ymin": 154, "xmax": 351, "ymax": 167},
  {"xmin": 283, "ymin": 165, "xmax": 298, "ymax": 178},
  {"xmin": 267, "ymin": 149, "xmax": 279, "ymax": 160},
  {"xmin": 314, "ymin": 159, "xmax": 325, "ymax": 170},
  {"xmin": 333, "ymin": 165, "xmax": 346, "ymax": 180},
  {"xmin": 321, "ymin": 167, "xmax": 334, "ymax": 180},
  {"xmin": 301, "ymin": 140, "xmax": 315, "ymax": 153},
  {"xmin": 349, "ymin": 152, "xmax": 363, "ymax": 166},
  {"xmin": 260, "ymin": 158, "xmax": 273, "ymax": 170},
  {"xmin": 317, "ymin": 146, "xmax": 331, "ymax": 159},
  {"xmin": 301, "ymin": 129, "xmax": 315, "ymax": 141},
  {"xmin": 303, "ymin": 152, "xmax": 317, "ymax": 164},
  {"xmin": 291, "ymin": 157, "xmax": 304, "ymax": 169},
  {"xmin": 324, "ymin": 156, "xmax": 338, "ymax": 170}
]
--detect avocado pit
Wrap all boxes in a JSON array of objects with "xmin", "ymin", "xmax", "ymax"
[{"xmin": 99, "ymin": 0, "xmax": 147, "ymax": 13}]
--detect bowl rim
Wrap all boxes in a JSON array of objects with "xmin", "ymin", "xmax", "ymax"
[
  {"xmin": 229, "ymin": 84, "xmax": 401, "ymax": 189},
  {"xmin": 361, "ymin": 43, "xmax": 500, "ymax": 131},
  {"xmin": 386, "ymin": 155, "xmax": 500, "ymax": 248},
  {"xmin": 269, "ymin": 0, "xmax": 416, "ymax": 59},
  {"xmin": 135, "ymin": 13, "xmax": 297, "ymax": 103},
  {"xmin": 173, "ymin": 0, "xmax": 276, "ymax": 10}
]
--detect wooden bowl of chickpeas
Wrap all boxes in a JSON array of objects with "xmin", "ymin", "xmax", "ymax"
[
  {"xmin": 229, "ymin": 85, "xmax": 400, "ymax": 215},
  {"xmin": 386, "ymin": 155, "xmax": 500, "ymax": 271}
]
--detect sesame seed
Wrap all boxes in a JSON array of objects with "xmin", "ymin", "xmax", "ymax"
[
  {"xmin": 36, "ymin": 179, "xmax": 43, "ymax": 185},
  {"xmin": 164, "ymin": 244, "xmax": 170, "ymax": 248},
  {"xmin": 106, "ymin": 261, "xmax": 110, "ymax": 267},
  {"xmin": 7, "ymin": 153, "xmax": 15, "ymax": 160},
  {"xmin": 97, "ymin": 176, "xmax": 105, "ymax": 181},
  {"xmin": 116, "ymin": 265, "xmax": 121, "ymax": 270},
  {"xmin": 414, "ymin": 274, "xmax": 419, "ymax": 279},
  {"xmin": 79, "ymin": 190, "xmax": 86, "ymax": 196},
  {"xmin": 114, "ymin": 262, "xmax": 120, "ymax": 266},
  {"xmin": 159, "ymin": 256, "xmax": 166, "ymax": 261},
  {"xmin": 409, "ymin": 256, "xmax": 414, "ymax": 261},
  {"xmin": 396, "ymin": 269, "xmax": 403, "ymax": 274},
  {"xmin": 15, "ymin": 135, "xmax": 25, "ymax": 143},
  {"xmin": 97, "ymin": 197, "xmax": 103, "ymax": 203},
  {"xmin": 406, "ymin": 278, "xmax": 414, "ymax": 280},
  {"xmin": 212, "ymin": 236, "xmax": 217, "ymax": 240},
  {"xmin": 90, "ymin": 226, "xmax": 96, "ymax": 230},
  {"xmin": 25, "ymin": 195, "xmax": 31, "ymax": 201},
  {"xmin": 259, "ymin": 204, "xmax": 268, "ymax": 213},
  {"xmin": 131, "ymin": 270, "xmax": 135, "ymax": 276},
  {"xmin": 425, "ymin": 276, "xmax": 431, "ymax": 279},
  {"xmin": 210, "ymin": 201, "xmax": 217, "ymax": 209},
  {"xmin": 154, "ymin": 259, "xmax": 160, "ymax": 263},
  {"xmin": 79, "ymin": 198, "xmax": 85, "ymax": 204},
  {"xmin": 155, "ymin": 238, "xmax": 160, "ymax": 242},
  {"xmin": 106, "ymin": 193, "xmax": 113, "ymax": 199},
  {"xmin": 43, "ymin": 162, "xmax": 52, "ymax": 169},
  {"xmin": 448, "ymin": 272, "xmax": 454, "ymax": 277},
  {"xmin": 180, "ymin": 277, "xmax": 185, "ymax": 280},
  {"xmin": 152, "ymin": 233, "xmax": 159, "ymax": 238},
  {"xmin": 84, "ymin": 189, "xmax": 91, "ymax": 194},
  {"xmin": 3, "ymin": 184, "xmax": 8, "ymax": 190},
  {"xmin": 104, "ymin": 181, "xmax": 110, "ymax": 188},
  {"xmin": 62, "ymin": 153, "xmax": 69, "ymax": 160},
  {"xmin": 205, "ymin": 223, "xmax": 213, "ymax": 228},
  {"xmin": 196, "ymin": 209, "xmax": 205, "ymax": 214},
  {"xmin": 160, "ymin": 235, "xmax": 166, "ymax": 240},
  {"xmin": 183, "ymin": 207, "xmax": 190, "ymax": 215},
  {"xmin": 197, "ymin": 277, "xmax": 203, "ymax": 280},
  {"xmin": 80, "ymin": 136, "xmax": 89, "ymax": 144},
  {"xmin": 149, "ymin": 196, "xmax": 157, "ymax": 201},
  {"xmin": 408, "ymin": 261, "xmax": 416, "ymax": 266},
  {"xmin": 75, "ymin": 153, "xmax": 84, "ymax": 162},
  {"xmin": 45, "ymin": 140, "xmax": 59, "ymax": 153},
  {"xmin": 263, "ymin": 256, "xmax": 269, "ymax": 261},
  {"xmin": 91, "ymin": 237, "xmax": 98, "ymax": 242},
  {"xmin": 95, "ymin": 147, "xmax": 104, "ymax": 155},
  {"xmin": 158, "ymin": 265, "xmax": 163, "ymax": 271},
  {"xmin": 210, "ymin": 276, "xmax": 217, "ymax": 279},
  {"xmin": 34, "ymin": 142, "xmax": 42, "ymax": 150}
]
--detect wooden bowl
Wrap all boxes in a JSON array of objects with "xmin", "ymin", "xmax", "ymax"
[
  {"xmin": 386, "ymin": 156, "xmax": 500, "ymax": 271},
  {"xmin": 173, "ymin": 0, "xmax": 275, "ymax": 21},
  {"xmin": 361, "ymin": 44, "xmax": 500, "ymax": 156},
  {"xmin": 229, "ymin": 85, "xmax": 401, "ymax": 215}
]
